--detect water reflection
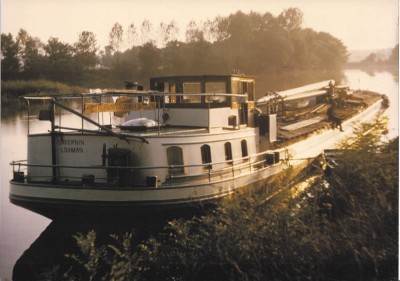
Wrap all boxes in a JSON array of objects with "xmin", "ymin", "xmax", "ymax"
[
  {"xmin": 12, "ymin": 213, "xmax": 195, "ymax": 281},
  {"xmin": 1, "ymin": 68, "xmax": 398, "ymax": 281},
  {"xmin": 348, "ymin": 65, "xmax": 399, "ymax": 82}
]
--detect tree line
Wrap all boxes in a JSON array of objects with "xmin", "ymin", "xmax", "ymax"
[
  {"xmin": 347, "ymin": 45, "xmax": 399, "ymax": 68},
  {"xmin": 3, "ymin": 8, "xmax": 350, "ymax": 88}
]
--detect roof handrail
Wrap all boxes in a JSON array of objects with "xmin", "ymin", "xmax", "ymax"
[{"xmin": 52, "ymin": 99, "xmax": 148, "ymax": 144}]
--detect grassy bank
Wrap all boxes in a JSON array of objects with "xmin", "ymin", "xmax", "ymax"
[{"xmin": 1, "ymin": 80, "xmax": 86, "ymax": 104}]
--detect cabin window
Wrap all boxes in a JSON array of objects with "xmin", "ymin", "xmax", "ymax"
[
  {"xmin": 231, "ymin": 80, "xmax": 247, "ymax": 104},
  {"xmin": 232, "ymin": 80, "xmax": 240, "ymax": 95},
  {"xmin": 247, "ymin": 82, "xmax": 254, "ymax": 101},
  {"xmin": 241, "ymin": 140, "xmax": 248, "ymax": 158},
  {"xmin": 162, "ymin": 82, "xmax": 171, "ymax": 103},
  {"xmin": 183, "ymin": 82, "xmax": 201, "ymax": 103},
  {"xmin": 228, "ymin": 115, "xmax": 237, "ymax": 127},
  {"xmin": 164, "ymin": 82, "xmax": 169, "ymax": 92},
  {"xmin": 168, "ymin": 82, "xmax": 177, "ymax": 104},
  {"xmin": 242, "ymin": 82, "xmax": 248, "ymax": 95},
  {"xmin": 201, "ymin": 144, "xmax": 212, "ymax": 168},
  {"xmin": 167, "ymin": 146, "xmax": 184, "ymax": 175},
  {"xmin": 224, "ymin": 142, "xmax": 233, "ymax": 163},
  {"xmin": 155, "ymin": 82, "xmax": 165, "ymax": 92},
  {"xmin": 205, "ymin": 81, "xmax": 227, "ymax": 103},
  {"xmin": 232, "ymin": 80, "xmax": 254, "ymax": 102}
]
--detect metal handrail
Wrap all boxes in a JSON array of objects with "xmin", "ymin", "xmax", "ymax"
[
  {"xmin": 22, "ymin": 91, "xmax": 249, "ymax": 100},
  {"xmin": 10, "ymin": 148, "xmax": 286, "ymax": 172},
  {"xmin": 10, "ymin": 148, "xmax": 287, "ymax": 187}
]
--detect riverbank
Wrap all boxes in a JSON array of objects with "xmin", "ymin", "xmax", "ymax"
[{"xmin": 1, "ymin": 80, "xmax": 85, "ymax": 104}]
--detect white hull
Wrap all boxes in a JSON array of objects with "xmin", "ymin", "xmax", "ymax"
[{"xmin": 10, "ymin": 99, "xmax": 383, "ymax": 219}]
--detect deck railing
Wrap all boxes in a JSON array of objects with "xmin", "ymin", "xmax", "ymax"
[{"xmin": 11, "ymin": 149, "xmax": 288, "ymax": 188}]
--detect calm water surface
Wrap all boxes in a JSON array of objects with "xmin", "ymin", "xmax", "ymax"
[{"xmin": 0, "ymin": 69, "xmax": 398, "ymax": 280}]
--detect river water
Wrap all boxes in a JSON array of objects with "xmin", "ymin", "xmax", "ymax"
[{"xmin": 0, "ymin": 69, "xmax": 398, "ymax": 280}]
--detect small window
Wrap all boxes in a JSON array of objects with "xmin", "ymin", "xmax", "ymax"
[
  {"xmin": 224, "ymin": 142, "xmax": 233, "ymax": 163},
  {"xmin": 167, "ymin": 146, "xmax": 184, "ymax": 175},
  {"xmin": 241, "ymin": 140, "xmax": 248, "ymax": 158},
  {"xmin": 228, "ymin": 115, "xmax": 237, "ymax": 127},
  {"xmin": 201, "ymin": 145, "xmax": 212, "ymax": 168}
]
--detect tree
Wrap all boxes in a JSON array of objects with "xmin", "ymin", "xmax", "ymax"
[
  {"xmin": 277, "ymin": 7, "xmax": 303, "ymax": 32},
  {"xmin": 226, "ymin": 11, "xmax": 254, "ymax": 42},
  {"xmin": 361, "ymin": 52, "xmax": 378, "ymax": 65},
  {"xmin": 1, "ymin": 33, "xmax": 20, "ymax": 73},
  {"xmin": 140, "ymin": 19, "xmax": 153, "ymax": 45},
  {"xmin": 44, "ymin": 37, "xmax": 73, "ymax": 79},
  {"xmin": 137, "ymin": 41, "xmax": 160, "ymax": 77},
  {"xmin": 126, "ymin": 23, "xmax": 138, "ymax": 74},
  {"xmin": 202, "ymin": 19, "xmax": 219, "ymax": 42},
  {"xmin": 109, "ymin": 23, "xmax": 124, "ymax": 53},
  {"xmin": 16, "ymin": 29, "xmax": 45, "ymax": 76},
  {"xmin": 212, "ymin": 16, "xmax": 230, "ymax": 42},
  {"xmin": 73, "ymin": 31, "xmax": 99, "ymax": 70},
  {"xmin": 158, "ymin": 21, "xmax": 179, "ymax": 47},
  {"xmin": 185, "ymin": 21, "xmax": 204, "ymax": 43},
  {"xmin": 126, "ymin": 23, "xmax": 137, "ymax": 48},
  {"xmin": 253, "ymin": 28, "xmax": 294, "ymax": 72},
  {"xmin": 310, "ymin": 31, "xmax": 348, "ymax": 71}
]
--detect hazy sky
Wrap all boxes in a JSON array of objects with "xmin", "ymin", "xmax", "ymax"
[{"xmin": 1, "ymin": 0, "xmax": 398, "ymax": 51}]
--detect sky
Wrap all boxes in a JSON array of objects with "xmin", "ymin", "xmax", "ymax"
[{"xmin": 1, "ymin": 0, "xmax": 398, "ymax": 51}]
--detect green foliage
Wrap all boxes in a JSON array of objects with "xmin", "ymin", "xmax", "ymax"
[
  {"xmin": 1, "ymin": 33, "xmax": 20, "ymax": 72},
  {"xmin": 107, "ymin": 232, "xmax": 150, "ymax": 281},
  {"xmin": 339, "ymin": 114, "xmax": 389, "ymax": 152},
  {"xmin": 66, "ymin": 231, "xmax": 107, "ymax": 281},
  {"xmin": 73, "ymin": 31, "xmax": 99, "ymax": 71},
  {"xmin": 1, "ymin": 80, "xmax": 86, "ymax": 107},
  {"xmin": 1, "ymin": 79, "xmax": 84, "ymax": 96}
]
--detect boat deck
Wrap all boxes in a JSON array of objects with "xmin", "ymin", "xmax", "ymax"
[
  {"xmin": 278, "ymin": 120, "xmax": 331, "ymax": 140},
  {"xmin": 276, "ymin": 91, "xmax": 381, "ymax": 141}
]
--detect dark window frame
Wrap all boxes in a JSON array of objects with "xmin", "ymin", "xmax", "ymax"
[
  {"xmin": 224, "ymin": 142, "xmax": 233, "ymax": 163},
  {"xmin": 241, "ymin": 140, "xmax": 248, "ymax": 158},
  {"xmin": 166, "ymin": 146, "xmax": 184, "ymax": 175},
  {"xmin": 201, "ymin": 144, "xmax": 212, "ymax": 169}
]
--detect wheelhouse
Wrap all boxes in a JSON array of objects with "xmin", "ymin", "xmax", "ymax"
[{"xmin": 150, "ymin": 75, "xmax": 255, "ymax": 107}]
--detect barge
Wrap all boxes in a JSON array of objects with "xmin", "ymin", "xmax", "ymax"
[{"xmin": 9, "ymin": 75, "xmax": 385, "ymax": 218}]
